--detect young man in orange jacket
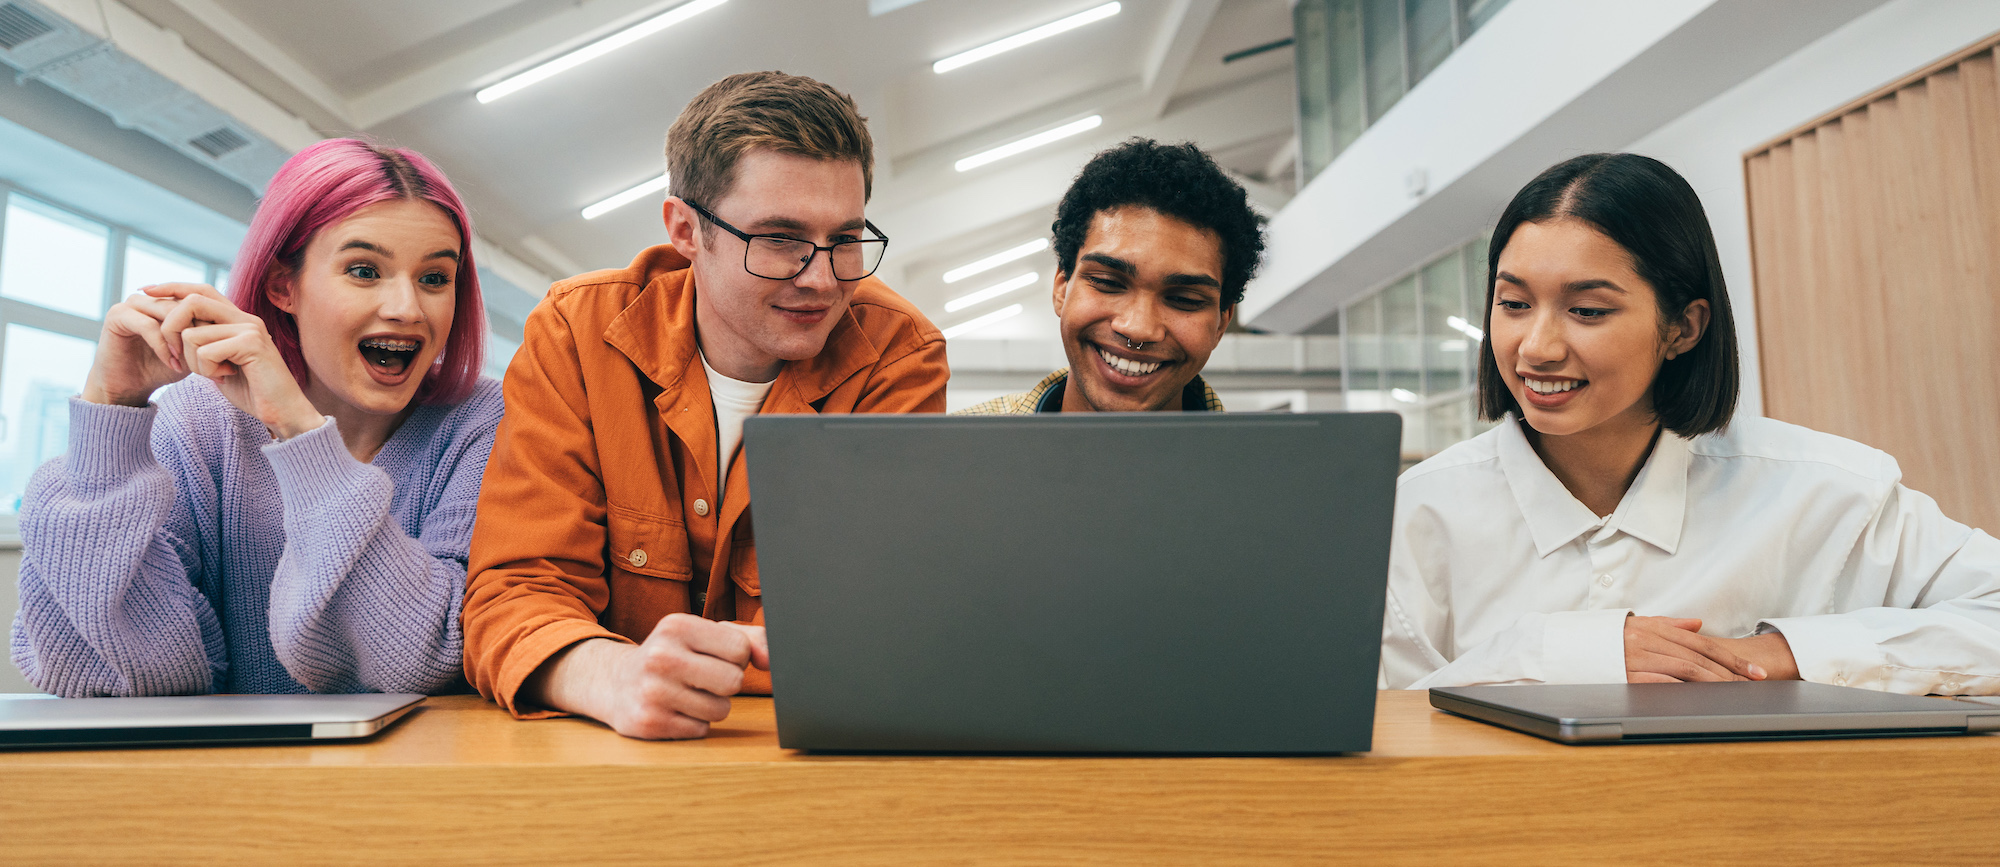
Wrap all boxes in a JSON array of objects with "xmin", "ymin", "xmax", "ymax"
[{"xmin": 465, "ymin": 72, "xmax": 948, "ymax": 739}]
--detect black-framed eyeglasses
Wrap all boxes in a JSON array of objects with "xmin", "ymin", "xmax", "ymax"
[{"xmin": 684, "ymin": 200, "xmax": 889, "ymax": 282}]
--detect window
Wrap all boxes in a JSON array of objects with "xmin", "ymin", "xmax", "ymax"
[
  {"xmin": 0, "ymin": 326, "xmax": 96, "ymax": 514},
  {"xmin": 2, "ymin": 195, "xmax": 110, "ymax": 319},
  {"xmin": 123, "ymin": 236, "xmax": 207, "ymax": 294},
  {"xmin": 1293, "ymin": 0, "xmax": 1513, "ymax": 181},
  {"xmin": 0, "ymin": 187, "xmax": 228, "ymax": 535},
  {"xmin": 1342, "ymin": 235, "xmax": 1494, "ymax": 464}
]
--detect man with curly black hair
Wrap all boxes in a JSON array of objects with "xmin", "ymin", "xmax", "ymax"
[{"xmin": 960, "ymin": 138, "xmax": 1265, "ymax": 414}]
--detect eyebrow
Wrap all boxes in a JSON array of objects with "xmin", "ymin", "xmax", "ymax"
[
  {"xmin": 746, "ymin": 217, "xmax": 869, "ymax": 234},
  {"xmin": 339, "ymin": 239, "xmax": 461, "ymax": 262},
  {"xmin": 1494, "ymin": 271, "xmax": 1625, "ymax": 293},
  {"xmin": 1080, "ymin": 253, "xmax": 1136, "ymax": 275},
  {"xmin": 1081, "ymin": 253, "xmax": 1219, "ymax": 288}
]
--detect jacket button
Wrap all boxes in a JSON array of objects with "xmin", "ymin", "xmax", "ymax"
[
  {"xmin": 694, "ymin": 499, "xmax": 710, "ymax": 517},
  {"xmin": 628, "ymin": 548, "xmax": 648, "ymax": 568}
]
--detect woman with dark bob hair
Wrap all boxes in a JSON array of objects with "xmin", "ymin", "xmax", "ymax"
[
  {"xmin": 1380, "ymin": 153, "xmax": 2000, "ymax": 694},
  {"xmin": 12, "ymin": 139, "xmax": 503, "ymax": 696}
]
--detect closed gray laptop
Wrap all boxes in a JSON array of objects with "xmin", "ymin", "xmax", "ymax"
[
  {"xmin": 744, "ymin": 412, "xmax": 1401, "ymax": 755},
  {"xmin": 1430, "ymin": 682, "xmax": 2000, "ymax": 744},
  {"xmin": 0, "ymin": 693, "xmax": 424, "ymax": 748}
]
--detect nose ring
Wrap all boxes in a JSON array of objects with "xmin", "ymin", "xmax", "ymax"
[{"xmin": 1124, "ymin": 338, "xmax": 1146, "ymax": 351}]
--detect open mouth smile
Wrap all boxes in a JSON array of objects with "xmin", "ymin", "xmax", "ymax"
[
  {"xmin": 1091, "ymin": 343, "xmax": 1171, "ymax": 382},
  {"xmin": 359, "ymin": 336, "xmax": 423, "ymax": 382},
  {"xmin": 1520, "ymin": 375, "xmax": 1587, "ymax": 407}
]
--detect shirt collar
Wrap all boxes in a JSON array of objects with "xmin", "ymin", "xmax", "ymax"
[{"xmin": 1497, "ymin": 417, "xmax": 1691, "ymax": 557}]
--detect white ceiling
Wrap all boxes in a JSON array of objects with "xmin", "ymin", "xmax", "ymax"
[{"xmin": 115, "ymin": 0, "xmax": 1298, "ymax": 338}]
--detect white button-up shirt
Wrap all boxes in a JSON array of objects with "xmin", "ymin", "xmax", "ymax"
[{"xmin": 1381, "ymin": 415, "xmax": 2000, "ymax": 695}]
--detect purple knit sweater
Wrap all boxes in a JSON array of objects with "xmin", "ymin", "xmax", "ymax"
[{"xmin": 10, "ymin": 376, "xmax": 502, "ymax": 697}]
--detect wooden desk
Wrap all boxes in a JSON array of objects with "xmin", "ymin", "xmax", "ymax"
[{"xmin": 2, "ymin": 691, "xmax": 1996, "ymax": 864}]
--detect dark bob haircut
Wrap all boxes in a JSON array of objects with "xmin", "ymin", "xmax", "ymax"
[
  {"xmin": 1477, "ymin": 153, "xmax": 1739, "ymax": 436},
  {"xmin": 1050, "ymin": 138, "xmax": 1266, "ymax": 308}
]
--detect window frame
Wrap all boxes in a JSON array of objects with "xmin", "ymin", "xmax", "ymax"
[{"xmin": 0, "ymin": 182, "xmax": 230, "ymax": 545}]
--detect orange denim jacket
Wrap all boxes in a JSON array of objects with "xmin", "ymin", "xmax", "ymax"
[{"xmin": 464, "ymin": 244, "xmax": 948, "ymax": 716}]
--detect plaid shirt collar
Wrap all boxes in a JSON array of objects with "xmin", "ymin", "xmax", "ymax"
[{"xmin": 960, "ymin": 368, "xmax": 1223, "ymax": 414}]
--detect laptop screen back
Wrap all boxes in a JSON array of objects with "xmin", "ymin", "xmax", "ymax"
[{"xmin": 744, "ymin": 412, "xmax": 1400, "ymax": 754}]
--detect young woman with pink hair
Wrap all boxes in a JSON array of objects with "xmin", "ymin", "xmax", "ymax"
[{"xmin": 11, "ymin": 138, "xmax": 503, "ymax": 696}]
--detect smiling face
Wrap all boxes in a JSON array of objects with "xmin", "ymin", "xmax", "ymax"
[
  {"xmin": 668, "ymin": 149, "xmax": 869, "ymax": 383},
  {"xmin": 270, "ymin": 197, "xmax": 460, "ymax": 419},
  {"xmin": 1054, "ymin": 207, "xmax": 1233, "ymax": 413},
  {"xmin": 1489, "ymin": 218, "xmax": 1706, "ymax": 437}
]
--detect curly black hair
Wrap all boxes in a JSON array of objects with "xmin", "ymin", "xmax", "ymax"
[{"xmin": 1050, "ymin": 138, "xmax": 1266, "ymax": 308}]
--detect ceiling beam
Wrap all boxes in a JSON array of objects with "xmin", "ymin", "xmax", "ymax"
[
  {"xmin": 345, "ymin": 0, "xmax": 695, "ymax": 130},
  {"xmin": 1140, "ymin": 0, "xmax": 1223, "ymax": 119},
  {"xmin": 137, "ymin": 0, "xmax": 355, "ymax": 128}
]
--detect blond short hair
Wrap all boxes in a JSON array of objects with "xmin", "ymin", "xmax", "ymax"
[{"xmin": 665, "ymin": 71, "xmax": 874, "ymax": 211}]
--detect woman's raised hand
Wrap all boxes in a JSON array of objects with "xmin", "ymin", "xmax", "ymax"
[
  {"xmin": 150, "ymin": 283, "xmax": 325, "ymax": 440},
  {"xmin": 82, "ymin": 287, "xmax": 195, "ymax": 407}
]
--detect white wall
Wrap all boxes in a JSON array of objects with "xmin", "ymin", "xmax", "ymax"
[{"xmin": 1625, "ymin": 0, "xmax": 2000, "ymax": 419}]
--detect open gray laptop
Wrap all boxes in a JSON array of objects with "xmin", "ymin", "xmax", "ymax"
[
  {"xmin": 1431, "ymin": 682, "xmax": 2000, "ymax": 744},
  {"xmin": 744, "ymin": 412, "xmax": 1400, "ymax": 755},
  {"xmin": 0, "ymin": 693, "xmax": 424, "ymax": 748}
]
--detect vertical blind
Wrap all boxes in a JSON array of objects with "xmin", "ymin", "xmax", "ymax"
[{"xmin": 1744, "ymin": 32, "xmax": 2000, "ymax": 533}]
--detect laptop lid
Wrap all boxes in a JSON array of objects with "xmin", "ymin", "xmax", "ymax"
[
  {"xmin": 0, "ymin": 693, "xmax": 425, "ymax": 748},
  {"xmin": 1430, "ymin": 682, "xmax": 2000, "ymax": 744},
  {"xmin": 744, "ymin": 412, "xmax": 1401, "ymax": 755}
]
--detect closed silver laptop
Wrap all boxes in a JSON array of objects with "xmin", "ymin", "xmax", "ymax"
[
  {"xmin": 745, "ymin": 412, "xmax": 1402, "ymax": 755},
  {"xmin": 1430, "ymin": 682, "xmax": 2000, "ymax": 744},
  {"xmin": 0, "ymin": 693, "xmax": 424, "ymax": 748}
]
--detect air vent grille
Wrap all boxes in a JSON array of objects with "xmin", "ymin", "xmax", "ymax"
[
  {"xmin": 0, "ymin": 2, "xmax": 56, "ymax": 50},
  {"xmin": 188, "ymin": 126, "xmax": 250, "ymax": 158}
]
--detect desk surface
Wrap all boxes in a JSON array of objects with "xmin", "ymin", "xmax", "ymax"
[{"xmin": 3, "ymin": 691, "xmax": 1996, "ymax": 864}]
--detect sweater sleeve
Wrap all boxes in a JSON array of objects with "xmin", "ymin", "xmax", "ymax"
[
  {"xmin": 262, "ymin": 409, "xmax": 497, "ymax": 695},
  {"xmin": 9, "ymin": 399, "xmax": 224, "ymax": 697}
]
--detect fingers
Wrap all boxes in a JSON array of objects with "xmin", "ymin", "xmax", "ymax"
[
  {"xmin": 1656, "ymin": 627, "xmax": 1762, "ymax": 680},
  {"xmin": 182, "ymin": 325, "xmax": 266, "ymax": 378},
  {"xmin": 634, "ymin": 656, "xmax": 733, "ymax": 722},
  {"xmin": 1627, "ymin": 648, "xmax": 1728, "ymax": 683},
  {"xmin": 103, "ymin": 302, "xmax": 176, "ymax": 367},
  {"xmin": 666, "ymin": 612, "xmax": 760, "ymax": 669},
  {"xmin": 1625, "ymin": 619, "xmax": 1743, "ymax": 683},
  {"xmin": 159, "ymin": 293, "xmax": 257, "ymax": 369},
  {"xmin": 722, "ymin": 622, "xmax": 771, "ymax": 671},
  {"xmin": 142, "ymin": 282, "xmax": 229, "ymax": 303}
]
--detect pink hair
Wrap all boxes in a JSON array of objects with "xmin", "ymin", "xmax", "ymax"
[{"xmin": 229, "ymin": 138, "xmax": 485, "ymax": 405}]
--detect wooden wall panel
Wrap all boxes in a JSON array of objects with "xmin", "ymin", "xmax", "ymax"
[{"xmin": 1745, "ymin": 34, "xmax": 2000, "ymax": 533}]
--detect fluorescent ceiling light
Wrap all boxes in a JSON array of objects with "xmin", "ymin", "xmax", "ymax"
[
  {"xmin": 477, "ymin": 0, "xmax": 729, "ymax": 103},
  {"xmin": 945, "ymin": 271, "xmax": 1038, "ymax": 313},
  {"xmin": 1445, "ymin": 315, "xmax": 1484, "ymax": 341},
  {"xmin": 943, "ymin": 238, "xmax": 1048, "ymax": 283},
  {"xmin": 941, "ymin": 303, "xmax": 1024, "ymax": 339},
  {"xmin": 1391, "ymin": 388, "xmax": 1419, "ymax": 403},
  {"xmin": 934, "ymin": 2, "xmax": 1121, "ymax": 74},
  {"xmin": 581, "ymin": 173, "xmax": 670, "ymax": 220},
  {"xmin": 955, "ymin": 116, "xmax": 1102, "ymax": 172}
]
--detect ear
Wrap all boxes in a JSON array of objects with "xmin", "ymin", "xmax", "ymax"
[
  {"xmin": 1218, "ymin": 302, "xmax": 1236, "ymax": 335},
  {"xmin": 265, "ymin": 264, "xmax": 298, "ymax": 315},
  {"xmin": 1051, "ymin": 270, "xmax": 1070, "ymax": 315},
  {"xmin": 664, "ymin": 198, "xmax": 700, "ymax": 260},
  {"xmin": 1663, "ymin": 298, "xmax": 1711, "ymax": 361}
]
